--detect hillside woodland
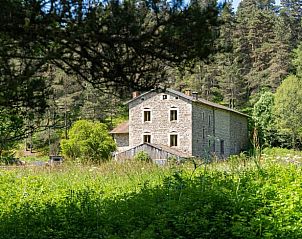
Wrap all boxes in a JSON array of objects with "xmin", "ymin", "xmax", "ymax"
[{"xmin": 1, "ymin": 0, "xmax": 302, "ymax": 158}]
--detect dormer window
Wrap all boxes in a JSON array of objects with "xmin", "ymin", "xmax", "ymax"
[
  {"xmin": 170, "ymin": 107, "xmax": 178, "ymax": 121},
  {"xmin": 143, "ymin": 109, "xmax": 151, "ymax": 122}
]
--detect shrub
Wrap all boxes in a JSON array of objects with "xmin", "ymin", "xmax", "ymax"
[
  {"xmin": 133, "ymin": 151, "xmax": 151, "ymax": 162},
  {"xmin": 61, "ymin": 120, "xmax": 116, "ymax": 162}
]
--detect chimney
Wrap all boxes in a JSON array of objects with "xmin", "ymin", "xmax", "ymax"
[
  {"xmin": 192, "ymin": 92, "xmax": 198, "ymax": 100},
  {"xmin": 132, "ymin": 91, "xmax": 140, "ymax": 99},
  {"xmin": 184, "ymin": 89, "xmax": 192, "ymax": 96}
]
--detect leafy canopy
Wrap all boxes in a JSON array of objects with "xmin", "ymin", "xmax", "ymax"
[{"xmin": 274, "ymin": 75, "xmax": 302, "ymax": 148}]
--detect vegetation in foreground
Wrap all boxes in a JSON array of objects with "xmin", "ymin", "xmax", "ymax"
[{"xmin": 1, "ymin": 154, "xmax": 302, "ymax": 239}]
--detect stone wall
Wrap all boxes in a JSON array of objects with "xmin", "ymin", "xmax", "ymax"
[
  {"xmin": 114, "ymin": 133, "xmax": 129, "ymax": 148},
  {"xmin": 192, "ymin": 103, "xmax": 214, "ymax": 157},
  {"xmin": 192, "ymin": 102, "xmax": 247, "ymax": 158},
  {"xmin": 229, "ymin": 113, "xmax": 249, "ymax": 155},
  {"xmin": 129, "ymin": 91, "xmax": 193, "ymax": 154},
  {"xmin": 214, "ymin": 109, "xmax": 231, "ymax": 157}
]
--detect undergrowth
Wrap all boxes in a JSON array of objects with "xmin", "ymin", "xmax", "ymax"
[{"xmin": 0, "ymin": 159, "xmax": 302, "ymax": 238}]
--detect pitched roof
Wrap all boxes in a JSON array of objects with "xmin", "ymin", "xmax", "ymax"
[
  {"xmin": 148, "ymin": 143, "xmax": 192, "ymax": 158},
  {"xmin": 110, "ymin": 121, "xmax": 129, "ymax": 134},
  {"xmin": 126, "ymin": 88, "xmax": 248, "ymax": 117},
  {"xmin": 117, "ymin": 142, "xmax": 192, "ymax": 158}
]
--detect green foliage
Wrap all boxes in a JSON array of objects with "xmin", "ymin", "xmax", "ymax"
[
  {"xmin": 2, "ymin": 160, "xmax": 302, "ymax": 238},
  {"xmin": 262, "ymin": 147, "xmax": 302, "ymax": 157},
  {"xmin": 274, "ymin": 75, "xmax": 302, "ymax": 148},
  {"xmin": 252, "ymin": 91, "xmax": 275, "ymax": 146},
  {"xmin": 133, "ymin": 151, "xmax": 151, "ymax": 162},
  {"xmin": 61, "ymin": 120, "xmax": 116, "ymax": 162},
  {"xmin": 0, "ymin": 109, "xmax": 25, "ymax": 154},
  {"xmin": 292, "ymin": 43, "xmax": 302, "ymax": 76}
]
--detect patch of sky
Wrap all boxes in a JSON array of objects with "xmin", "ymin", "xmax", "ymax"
[{"xmin": 231, "ymin": 0, "xmax": 281, "ymax": 11}]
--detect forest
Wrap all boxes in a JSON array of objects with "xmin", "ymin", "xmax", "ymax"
[{"xmin": 1, "ymin": 0, "xmax": 302, "ymax": 159}]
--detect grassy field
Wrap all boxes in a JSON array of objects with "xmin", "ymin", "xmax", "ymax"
[{"xmin": 1, "ymin": 155, "xmax": 302, "ymax": 238}]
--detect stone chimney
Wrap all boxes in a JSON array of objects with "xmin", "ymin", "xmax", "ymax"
[
  {"xmin": 192, "ymin": 92, "xmax": 198, "ymax": 100},
  {"xmin": 132, "ymin": 91, "xmax": 140, "ymax": 98},
  {"xmin": 184, "ymin": 89, "xmax": 192, "ymax": 96}
]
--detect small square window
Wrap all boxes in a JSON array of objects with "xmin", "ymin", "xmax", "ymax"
[
  {"xmin": 170, "ymin": 134, "xmax": 178, "ymax": 146},
  {"xmin": 144, "ymin": 110, "xmax": 151, "ymax": 122},
  {"xmin": 170, "ymin": 110, "xmax": 178, "ymax": 121},
  {"xmin": 163, "ymin": 95, "xmax": 168, "ymax": 100},
  {"xmin": 143, "ymin": 135, "xmax": 151, "ymax": 143}
]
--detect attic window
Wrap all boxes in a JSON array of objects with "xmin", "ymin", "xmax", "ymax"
[
  {"xmin": 163, "ymin": 95, "xmax": 168, "ymax": 100},
  {"xmin": 175, "ymin": 96, "xmax": 179, "ymax": 99},
  {"xmin": 141, "ymin": 97, "xmax": 145, "ymax": 101}
]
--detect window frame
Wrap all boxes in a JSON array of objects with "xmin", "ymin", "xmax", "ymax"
[
  {"xmin": 169, "ymin": 133, "xmax": 178, "ymax": 147},
  {"xmin": 220, "ymin": 139, "xmax": 225, "ymax": 155},
  {"xmin": 143, "ymin": 108, "xmax": 151, "ymax": 122},
  {"xmin": 143, "ymin": 134, "xmax": 151, "ymax": 144},
  {"xmin": 169, "ymin": 107, "xmax": 178, "ymax": 122}
]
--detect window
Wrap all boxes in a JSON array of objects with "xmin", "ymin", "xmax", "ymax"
[
  {"xmin": 170, "ymin": 134, "xmax": 178, "ymax": 146},
  {"xmin": 143, "ymin": 134, "xmax": 151, "ymax": 143},
  {"xmin": 163, "ymin": 94, "xmax": 168, "ymax": 100},
  {"xmin": 170, "ymin": 109, "xmax": 178, "ymax": 121},
  {"xmin": 202, "ymin": 127, "xmax": 205, "ymax": 139},
  {"xmin": 143, "ymin": 109, "xmax": 151, "ymax": 122},
  {"xmin": 202, "ymin": 112, "xmax": 205, "ymax": 121},
  {"xmin": 220, "ymin": 140, "xmax": 225, "ymax": 155},
  {"xmin": 208, "ymin": 115, "xmax": 211, "ymax": 126}
]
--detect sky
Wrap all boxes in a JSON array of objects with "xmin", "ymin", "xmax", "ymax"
[{"xmin": 232, "ymin": 0, "xmax": 281, "ymax": 11}]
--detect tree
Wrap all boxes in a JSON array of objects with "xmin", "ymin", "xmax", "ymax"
[
  {"xmin": 61, "ymin": 120, "xmax": 116, "ymax": 162},
  {"xmin": 1, "ymin": 0, "xmax": 219, "ymax": 95},
  {"xmin": 274, "ymin": 75, "xmax": 302, "ymax": 148},
  {"xmin": 252, "ymin": 91, "xmax": 275, "ymax": 146}
]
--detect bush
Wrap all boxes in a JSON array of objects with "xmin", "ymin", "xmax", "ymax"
[
  {"xmin": 61, "ymin": 120, "xmax": 116, "ymax": 162},
  {"xmin": 133, "ymin": 151, "xmax": 151, "ymax": 162}
]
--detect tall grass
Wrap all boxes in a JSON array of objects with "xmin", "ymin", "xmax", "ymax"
[{"xmin": 1, "ymin": 158, "xmax": 302, "ymax": 238}]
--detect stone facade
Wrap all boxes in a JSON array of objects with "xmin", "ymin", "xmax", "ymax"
[
  {"xmin": 114, "ymin": 133, "xmax": 130, "ymax": 152},
  {"xmin": 113, "ymin": 89, "xmax": 249, "ymax": 158},
  {"xmin": 128, "ymin": 91, "xmax": 193, "ymax": 154}
]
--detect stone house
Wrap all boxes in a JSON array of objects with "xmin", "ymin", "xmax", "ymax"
[{"xmin": 111, "ymin": 89, "xmax": 249, "ymax": 160}]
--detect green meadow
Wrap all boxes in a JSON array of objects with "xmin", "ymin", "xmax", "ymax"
[{"xmin": 1, "ymin": 156, "xmax": 302, "ymax": 239}]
